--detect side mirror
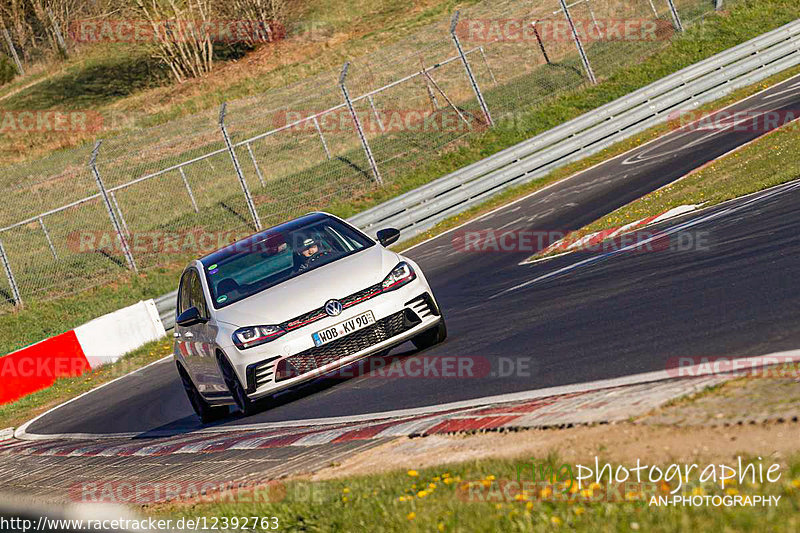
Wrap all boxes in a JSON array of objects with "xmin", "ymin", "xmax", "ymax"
[
  {"xmin": 376, "ymin": 228, "xmax": 401, "ymax": 247},
  {"xmin": 176, "ymin": 307, "xmax": 207, "ymax": 327}
]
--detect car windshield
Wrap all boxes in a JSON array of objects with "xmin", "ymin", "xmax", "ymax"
[{"xmin": 203, "ymin": 216, "xmax": 374, "ymax": 308}]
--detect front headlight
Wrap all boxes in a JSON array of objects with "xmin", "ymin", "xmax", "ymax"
[
  {"xmin": 233, "ymin": 325, "xmax": 286, "ymax": 350},
  {"xmin": 381, "ymin": 262, "xmax": 416, "ymax": 292}
]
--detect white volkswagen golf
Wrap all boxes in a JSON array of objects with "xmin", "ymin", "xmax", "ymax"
[{"xmin": 173, "ymin": 212, "xmax": 446, "ymax": 422}]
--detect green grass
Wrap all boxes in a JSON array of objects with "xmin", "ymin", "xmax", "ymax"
[
  {"xmin": 0, "ymin": 336, "xmax": 172, "ymax": 430},
  {"xmin": 157, "ymin": 454, "xmax": 800, "ymax": 532}
]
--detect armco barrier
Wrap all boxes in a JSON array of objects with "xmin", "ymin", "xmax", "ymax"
[
  {"xmin": 349, "ymin": 19, "xmax": 800, "ymax": 239},
  {"xmin": 0, "ymin": 299, "xmax": 165, "ymax": 405}
]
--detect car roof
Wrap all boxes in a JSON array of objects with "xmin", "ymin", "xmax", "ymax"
[{"xmin": 199, "ymin": 212, "xmax": 330, "ymax": 267}]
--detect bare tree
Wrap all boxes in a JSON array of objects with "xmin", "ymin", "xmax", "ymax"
[
  {"xmin": 214, "ymin": 0, "xmax": 286, "ymax": 47},
  {"xmin": 133, "ymin": 0, "xmax": 213, "ymax": 83}
]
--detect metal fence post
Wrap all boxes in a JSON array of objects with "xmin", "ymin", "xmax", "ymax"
[
  {"xmin": 90, "ymin": 141, "xmax": 137, "ymax": 273},
  {"xmin": 312, "ymin": 116, "xmax": 332, "ymax": 160},
  {"xmin": 39, "ymin": 217, "xmax": 58, "ymax": 260},
  {"xmin": 450, "ymin": 11, "xmax": 494, "ymax": 127},
  {"xmin": 219, "ymin": 102, "xmax": 262, "ymax": 231},
  {"xmin": 245, "ymin": 142, "xmax": 266, "ymax": 187},
  {"xmin": 647, "ymin": 0, "xmax": 659, "ymax": 18},
  {"xmin": 666, "ymin": 0, "xmax": 684, "ymax": 32},
  {"xmin": 531, "ymin": 21, "xmax": 551, "ymax": 65},
  {"xmin": 558, "ymin": 0, "xmax": 597, "ymax": 85},
  {"xmin": 367, "ymin": 95, "xmax": 386, "ymax": 133},
  {"xmin": 178, "ymin": 167, "xmax": 199, "ymax": 212},
  {"xmin": 109, "ymin": 191, "xmax": 130, "ymax": 238},
  {"xmin": 47, "ymin": 9, "xmax": 68, "ymax": 57},
  {"xmin": 339, "ymin": 62, "xmax": 384, "ymax": 186},
  {"xmin": 0, "ymin": 239, "xmax": 22, "ymax": 306},
  {"xmin": 2, "ymin": 28, "xmax": 24, "ymax": 75}
]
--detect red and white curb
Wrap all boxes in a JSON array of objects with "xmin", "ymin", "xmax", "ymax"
[
  {"xmin": 0, "ymin": 300, "xmax": 165, "ymax": 405},
  {"xmin": 4, "ymin": 350, "xmax": 798, "ymax": 458},
  {"xmin": 532, "ymin": 204, "xmax": 703, "ymax": 260}
]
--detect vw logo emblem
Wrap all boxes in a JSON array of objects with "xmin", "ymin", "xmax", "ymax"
[{"xmin": 324, "ymin": 299, "xmax": 343, "ymax": 317}]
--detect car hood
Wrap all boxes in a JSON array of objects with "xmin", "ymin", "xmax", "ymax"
[{"xmin": 215, "ymin": 245, "xmax": 400, "ymax": 327}]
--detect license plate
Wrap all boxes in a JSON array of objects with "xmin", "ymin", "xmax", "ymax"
[{"xmin": 312, "ymin": 311, "xmax": 376, "ymax": 347}]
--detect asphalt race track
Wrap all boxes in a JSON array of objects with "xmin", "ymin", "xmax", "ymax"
[{"xmin": 25, "ymin": 74, "xmax": 800, "ymax": 437}]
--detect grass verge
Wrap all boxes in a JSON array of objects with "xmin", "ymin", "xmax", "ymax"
[
  {"xmin": 152, "ymin": 366, "xmax": 800, "ymax": 531},
  {"xmin": 155, "ymin": 453, "xmax": 800, "ymax": 531}
]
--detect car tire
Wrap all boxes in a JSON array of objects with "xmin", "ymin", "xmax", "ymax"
[
  {"xmin": 177, "ymin": 364, "xmax": 228, "ymax": 424},
  {"xmin": 217, "ymin": 353, "xmax": 258, "ymax": 416},
  {"xmin": 411, "ymin": 316, "xmax": 447, "ymax": 350}
]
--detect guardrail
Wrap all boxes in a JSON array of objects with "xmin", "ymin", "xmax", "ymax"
[
  {"xmin": 156, "ymin": 19, "xmax": 800, "ymax": 330},
  {"xmin": 350, "ymin": 19, "xmax": 800, "ymax": 239}
]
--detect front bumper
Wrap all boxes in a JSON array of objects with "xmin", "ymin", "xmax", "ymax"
[{"xmin": 224, "ymin": 279, "xmax": 442, "ymax": 400}]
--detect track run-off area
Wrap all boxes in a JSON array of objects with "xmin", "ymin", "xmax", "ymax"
[{"xmin": 17, "ymin": 73, "xmax": 800, "ymax": 440}]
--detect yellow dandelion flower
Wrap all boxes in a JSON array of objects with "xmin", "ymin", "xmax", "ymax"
[
  {"xmin": 341, "ymin": 496, "xmax": 348, "ymax": 502},
  {"xmin": 791, "ymin": 479, "xmax": 800, "ymax": 489},
  {"xmin": 438, "ymin": 523, "xmax": 445, "ymax": 532},
  {"xmin": 486, "ymin": 475, "xmax": 496, "ymax": 481},
  {"xmin": 540, "ymin": 486, "xmax": 553, "ymax": 498},
  {"xmin": 589, "ymin": 482, "xmax": 602, "ymax": 491},
  {"xmin": 551, "ymin": 516, "xmax": 562, "ymax": 526},
  {"xmin": 692, "ymin": 486, "xmax": 704, "ymax": 496},
  {"xmin": 408, "ymin": 470, "xmax": 419, "ymax": 477},
  {"xmin": 494, "ymin": 503, "xmax": 503, "ymax": 510},
  {"xmin": 726, "ymin": 488, "xmax": 739, "ymax": 496},
  {"xmin": 429, "ymin": 483, "xmax": 437, "ymax": 490},
  {"xmin": 407, "ymin": 512, "xmax": 416, "ymax": 520},
  {"xmin": 342, "ymin": 487, "xmax": 350, "ymax": 494},
  {"xmin": 417, "ymin": 490, "xmax": 429, "ymax": 498},
  {"xmin": 574, "ymin": 507, "xmax": 585, "ymax": 516},
  {"xmin": 525, "ymin": 501, "xmax": 534, "ymax": 511}
]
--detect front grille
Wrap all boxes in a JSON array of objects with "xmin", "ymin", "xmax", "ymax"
[
  {"xmin": 275, "ymin": 309, "xmax": 421, "ymax": 382},
  {"xmin": 282, "ymin": 282, "xmax": 383, "ymax": 331},
  {"xmin": 246, "ymin": 355, "xmax": 280, "ymax": 393},
  {"xmin": 405, "ymin": 293, "xmax": 439, "ymax": 319}
]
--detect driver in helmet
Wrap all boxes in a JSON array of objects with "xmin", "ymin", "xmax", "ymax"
[{"xmin": 298, "ymin": 236, "xmax": 331, "ymax": 271}]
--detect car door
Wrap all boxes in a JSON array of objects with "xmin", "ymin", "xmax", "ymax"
[
  {"xmin": 174, "ymin": 270, "xmax": 195, "ymax": 370},
  {"xmin": 187, "ymin": 268, "xmax": 227, "ymax": 395}
]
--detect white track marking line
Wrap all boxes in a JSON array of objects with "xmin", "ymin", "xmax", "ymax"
[
  {"xmin": 18, "ymin": 349, "xmax": 800, "ymax": 441},
  {"xmin": 495, "ymin": 179, "xmax": 800, "ymax": 298},
  {"xmin": 13, "ymin": 355, "xmax": 172, "ymax": 440}
]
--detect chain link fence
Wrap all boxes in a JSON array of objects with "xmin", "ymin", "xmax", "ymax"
[{"xmin": 0, "ymin": 0, "xmax": 726, "ymax": 312}]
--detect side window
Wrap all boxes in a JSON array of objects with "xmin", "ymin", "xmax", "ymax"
[
  {"xmin": 189, "ymin": 270, "xmax": 208, "ymax": 318},
  {"xmin": 177, "ymin": 271, "xmax": 193, "ymax": 316}
]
